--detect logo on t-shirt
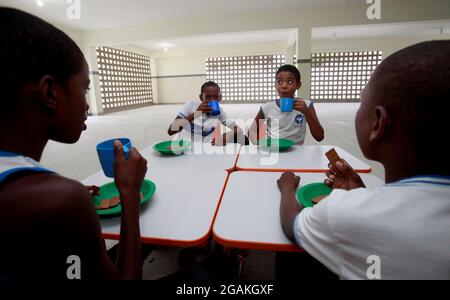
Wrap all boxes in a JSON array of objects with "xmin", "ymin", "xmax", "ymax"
[{"xmin": 295, "ymin": 114, "xmax": 304, "ymax": 125}]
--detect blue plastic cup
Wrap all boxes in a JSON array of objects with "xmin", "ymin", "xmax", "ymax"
[
  {"xmin": 208, "ymin": 100, "xmax": 221, "ymax": 116},
  {"xmin": 96, "ymin": 138, "xmax": 131, "ymax": 178},
  {"xmin": 280, "ymin": 98, "xmax": 295, "ymax": 112}
]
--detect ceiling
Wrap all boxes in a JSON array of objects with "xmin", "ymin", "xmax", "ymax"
[
  {"xmin": 134, "ymin": 29, "xmax": 298, "ymax": 50},
  {"xmin": 1, "ymin": 0, "xmax": 368, "ymax": 31},
  {"xmin": 2, "ymin": 0, "xmax": 448, "ymax": 51},
  {"xmin": 313, "ymin": 20, "xmax": 450, "ymax": 40},
  {"xmin": 134, "ymin": 20, "xmax": 450, "ymax": 51}
]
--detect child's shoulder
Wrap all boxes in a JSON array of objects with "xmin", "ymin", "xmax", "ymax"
[
  {"xmin": 180, "ymin": 99, "xmax": 200, "ymax": 112},
  {"xmin": 260, "ymin": 99, "xmax": 277, "ymax": 109},
  {"xmin": 259, "ymin": 100, "xmax": 278, "ymax": 116},
  {"xmin": 0, "ymin": 172, "xmax": 92, "ymax": 220},
  {"xmin": 178, "ymin": 99, "xmax": 201, "ymax": 117}
]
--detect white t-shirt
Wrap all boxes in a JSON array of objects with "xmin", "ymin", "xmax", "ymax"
[
  {"xmin": 0, "ymin": 150, "xmax": 54, "ymax": 183},
  {"xmin": 293, "ymin": 175, "xmax": 450, "ymax": 280},
  {"xmin": 260, "ymin": 99, "xmax": 313, "ymax": 145},
  {"xmin": 176, "ymin": 100, "xmax": 234, "ymax": 142}
]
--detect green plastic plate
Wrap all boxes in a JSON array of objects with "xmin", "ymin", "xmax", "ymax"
[
  {"xmin": 258, "ymin": 138, "xmax": 295, "ymax": 151},
  {"xmin": 153, "ymin": 140, "xmax": 191, "ymax": 155},
  {"xmin": 93, "ymin": 179, "xmax": 156, "ymax": 217},
  {"xmin": 297, "ymin": 182, "xmax": 331, "ymax": 208}
]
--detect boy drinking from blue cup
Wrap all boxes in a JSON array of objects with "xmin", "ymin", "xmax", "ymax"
[
  {"xmin": 167, "ymin": 81, "xmax": 248, "ymax": 145},
  {"xmin": 208, "ymin": 100, "xmax": 221, "ymax": 116},
  {"xmin": 250, "ymin": 64, "xmax": 324, "ymax": 145}
]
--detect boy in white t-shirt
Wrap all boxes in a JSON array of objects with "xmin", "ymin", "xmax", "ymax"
[
  {"xmin": 168, "ymin": 81, "xmax": 248, "ymax": 145},
  {"xmin": 249, "ymin": 65, "xmax": 324, "ymax": 145},
  {"xmin": 278, "ymin": 41, "xmax": 450, "ymax": 280}
]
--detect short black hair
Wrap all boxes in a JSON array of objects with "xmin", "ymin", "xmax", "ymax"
[
  {"xmin": 200, "ymin": 81, "xmax": 220, "ymax": 94},
  {"xmin": 0, "ymin": 7, "xmax": 85, "ymax": 113},
  {"xmin": 276, "ymin": 64, "xmax": 301, "ymax": 82},
  {"xmin": 369, "ymin": 40, "xmax": 450, "ymax": 158}
]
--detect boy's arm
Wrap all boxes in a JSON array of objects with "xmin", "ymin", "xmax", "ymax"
[
  {"xmin": 167, "ymin": 116, "xmax": 192, "ymax": 136},
  {"xmin": 112, "ymin": 141, "xmax": 147, "ymax": 279},
  {"xmin": 277, "ymin": 172, "xmax": 302, "ymax": 242},
  {"xmin": 277, "ymin": 174, "xmax": 343, "ymax": 275},
  {"xmin": 294, "ymin": 99, "xmax": 324, "ymax": 142},
  {"xmin": 249, "ymin": 110, "xmax": 264, "ymax": 145},
  {"xmin": 212, "ymin": 125, "xmax": 248, "ymax": 146},
  {"xmin": 61, "ymin": 142, "xmax": 147, "ymax": 280},
  {"xmin": 1, "ymin": 173, "xmax": 121, "ymax": 280},
  {"xmin": 60, "ymin": 181, "xmax": 121, "ymax": 279}
]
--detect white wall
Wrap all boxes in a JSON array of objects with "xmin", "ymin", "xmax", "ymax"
[
  {"xmin": 55, "ymin": 23, "xmax": 83, "ymax": 48},
  {"xmin": 156, "ymin": 75, "xmax": 206, "ymax": 104},
  {"xmin": 155, "ymin": 55, "xmax": 206, "ymax": 76}
]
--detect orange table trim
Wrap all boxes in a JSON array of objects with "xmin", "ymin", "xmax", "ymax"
[
  {"xmin": 235, "ymin": 166, "xmax": 372, "ymax": 173},
  {"xmin": 212, "ymin": 230, "xmax": 304, "ymax": 253}
]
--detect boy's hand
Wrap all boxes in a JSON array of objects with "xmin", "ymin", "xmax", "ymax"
[
  {"xmin": 293, "ymin": 98, "xmax": 310, "ymax": 115},
  {"xmin": 277, "ymin": 172, "xmax": 300, "ymax": 193},
  {"xmin": 211, "ymin": 132, "xmax": 227, "ymax": 146},
  {"xmin": 113, "ymin": 140, "xmax": 148, "ymax": 206},
  {"xmin": 325, "ymin": 159, "xmax": 365, "ymax": 190},
  {"xmin": 85, "ymin": 185, "xmax": 100, "ymax": 196},
  {"xmin": 196, "ymin": 102, "xmax": 212, "ymax": 114}
]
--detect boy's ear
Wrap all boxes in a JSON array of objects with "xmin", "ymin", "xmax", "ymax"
[
  {"xmin": 199, "ymin": 94, "xmax": 203, "ymax": 101},
  {"xmin": 37, "ymin": 75, "xmax": 58, "ymax": 111},
  {"xmin": 369, "ymin": 105, "xmax": 390, "ymax": 143},
  {"xmin": 296, "ymin": 81, "xmax": 302, "ymax": 90}
]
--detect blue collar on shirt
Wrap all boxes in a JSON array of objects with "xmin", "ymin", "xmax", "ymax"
[
  {"xmin": 0, "ymin": 150, "xmax": 21, "ymax": 157},
  {"xmin": 387, "ymin": 175, "xmax": 450, "ymax": 187}
]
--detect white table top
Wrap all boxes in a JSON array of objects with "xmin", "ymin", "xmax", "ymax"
[
  {"xmin": 82, "ymin": 167, "xmax": 228, "ymax": 247},
  {"xmin": 236, "ymin": 145, "xmax": 372, "ymax": 173},
  {"xmin": 213, "ymin": 171, "xmax": 384, "ymax": 252},
  {"xmin": 139, "ymin": 142, "xmax": 241, "ymax": 172}
]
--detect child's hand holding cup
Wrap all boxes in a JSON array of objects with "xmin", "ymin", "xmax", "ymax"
[{"xmin": 96, "ymin": 138, "xmax": 131, "ymax": 178}]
